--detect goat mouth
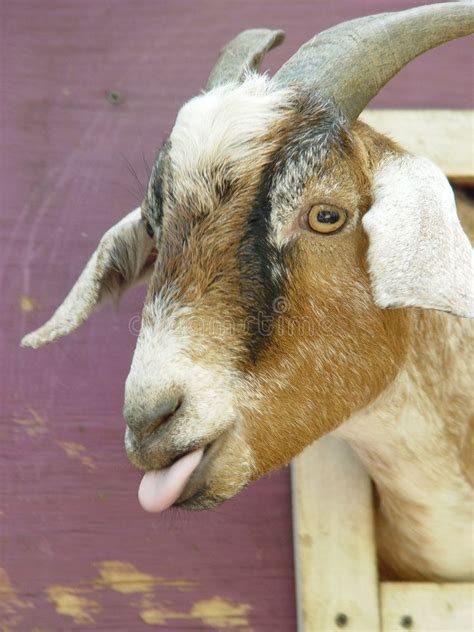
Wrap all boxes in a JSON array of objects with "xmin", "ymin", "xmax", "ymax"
[
  {"xmin": 137, "ymin": 437, "xmax": 223, "ymax": 513},
  {"xmin": 172, "ymin": 439, "xmax": 221, "ymax": 507},
  {"xmin": 137, "ymin": 448, "xmax": 204, "ymax": 513}
]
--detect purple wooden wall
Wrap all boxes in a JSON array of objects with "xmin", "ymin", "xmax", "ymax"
[{"xmin": 1, "ymin": 1, "xmax": 472, "ymax": 630}]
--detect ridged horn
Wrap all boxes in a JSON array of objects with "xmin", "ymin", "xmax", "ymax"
[
  {"xmin": 274, "ymin": 2, "xmax": 474, "ymax": 122},
  {"xmin": 206, "ymin": 29, "xmax": 285, "ymax": 90}
]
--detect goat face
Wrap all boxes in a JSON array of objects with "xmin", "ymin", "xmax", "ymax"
[
  {"xmin": 22, "ymin": 9, "xmax": 474, "ymax": 511},
  {"xmin": 123, "ymin": 79, "xmax": 410, "ymax": 509}
]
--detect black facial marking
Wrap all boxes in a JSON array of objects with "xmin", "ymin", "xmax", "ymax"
[
  {"xmin": 238, "ymin": 95, "xmax": 347, "ymax": 365},
  {"xmin": 274, "ymin": 95, "xmax": 347, "ymax": 179},
  {"xmin": 238, "ymin": 159, "xmax": 292, "ymax": 364},
  {"xmin": 148, "ymin": 140, "xmax": 171, "ymax": 227}
]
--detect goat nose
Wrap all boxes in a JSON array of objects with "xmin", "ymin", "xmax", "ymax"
[{"xmin": 123, "ymin": 396, "xmax": 181, "ymax": 440}]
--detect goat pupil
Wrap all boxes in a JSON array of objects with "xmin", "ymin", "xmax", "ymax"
[{"xmin": 317, "ymin": 209, "xmax": 340, "ymax": 224}]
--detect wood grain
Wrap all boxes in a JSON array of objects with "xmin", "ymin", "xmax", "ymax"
[
  {"xmin": 381, "ymin": 582, "xmax": 474, "ymax": 631},
  {"xmin": 292, "ymin": 437, "xmax": 379, "ymax": 632}
]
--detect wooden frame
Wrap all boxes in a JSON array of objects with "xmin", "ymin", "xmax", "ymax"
[
  {"xmin": 291, "ymin": 109, "xmax": 474, "ymax": 632},
  {"xmin": 293, "ymin": 438, "xmax": 474, "ymax": 631}
]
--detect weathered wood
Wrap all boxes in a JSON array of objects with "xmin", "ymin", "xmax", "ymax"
[
  {"xmin": 381, "ymin": 582, "xmax": 474, "ymax": 631},
  {"xmin": 292, "ymin": 436, "xmax": 379, "ymax": 632},
  {"xmin": 361, "ymin": 109, "xmax": 474, "ymax": 183}
]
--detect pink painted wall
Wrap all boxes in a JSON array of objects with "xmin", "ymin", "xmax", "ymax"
[{"xmin": 1, "ymin": 1, "xmax": 472, "ymax": 629}]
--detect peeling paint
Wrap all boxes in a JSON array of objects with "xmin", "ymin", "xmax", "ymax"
[
  {"xmin": 46, "ymin": 586, "xmax": 100, "ymax": 625},
  {"xmin": 0, "ymin": 567, "xmax": 33, "ymax": 632},
  {"xmin": 56, "ymin": 441, "xmax": 96, "ymax": 470},
  {"xmin": 94, "ymin": 561, "xmax": 195, "ymax": 593},
  {"xmin": 140, "ymin": 604, "xmax": 190, "ymax": 625},
  {"xmin": 138, "ymin": 594, "xmax": 251, "ymax": 629},
  {"xmin": 14, "ymin": 408, "xmax": 47, "ymax": 437},
  {"xmin": 138, "ymin": 594, "xmax": 175, "ymax": 624},
  {"xmin": 41, "ymin": 561, "xmax": 197, "ymax": 626},
  {"xmin": 3, "ymin": 559, "xmax": 248, "ymax": 630},
  {"xmin": 95, "ymin": 561, "xmax": 156, "ymax": 594},
  {"xmin": 20, "ymin": 294, "xmax": 39, "ymax": 312},
  {"xmin": 191, "ymin": 596, "xmax": 251, "ymax": 629}
]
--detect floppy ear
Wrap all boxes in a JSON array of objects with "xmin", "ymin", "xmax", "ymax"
[
  {"xmin": 21, "ymin": 208, "xmax": 156, "ymax": 348},
  {"xmin": 363, "ymin": 155, "xmax": 473, "ymax": 318},
  {"xmin": 206, "ymin": 29, "xmax": 285, "ymax": 90}
]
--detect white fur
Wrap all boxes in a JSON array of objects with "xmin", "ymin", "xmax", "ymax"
[
  {"xmin": 169, "ymin": 74, "xmax": 290, "ymax": 175},
  {"xmin": 363, "ymin": 155, "xmax": 474, "ymax": 318},
  {"xmin": 125, "ymin": 292, "xmax": 242, "ymax": 452},
  {"xmin": 335, "ymin": 345, "xmax": 474, "ymax": 580}
]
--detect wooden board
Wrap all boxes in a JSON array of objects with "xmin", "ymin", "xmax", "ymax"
[
  {"xmin": 292, "ymin": 437, "xmax": 379, "ymax": 631},
  {"xmin": 361, "ymin": 110, "xmax": 474, "ymax": 184},
  {"xmin": 381, "ymin": 582, "xmax": 474, "ymax": 632}
]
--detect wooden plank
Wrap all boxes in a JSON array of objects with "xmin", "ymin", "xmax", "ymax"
[
  {"xmin": 292, "ymin": 436, "xmax": 380, "ymax": 632},
  {"xmin": 361, "ymin": 110, "xmax": 474, "ymax": 184},
  {"xmin": 381, "ymin": 582, "xmax": 474, "ymax": 631}
]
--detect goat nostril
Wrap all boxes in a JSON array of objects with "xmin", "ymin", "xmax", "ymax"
[
  {"xmin": 159, "ymin": 398, "xmax": 181, "ymax": 426},
  {"xmin": 124, "ymin": 395, "xmax": 183, "ymax": 440},
  {"xmin": 147, "ymin": 396, "xmax": 182, "ymax": 434}
]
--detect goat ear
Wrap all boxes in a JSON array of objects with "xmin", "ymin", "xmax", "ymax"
[
  {"xmin": 363, "ymin": 155, "xmax": 473, "ymax": 318},
  {"xmin": 21, "ymin": 207, "xmax": 156, "ymax": 348},
  {"xmin": 206, "ymin": 29, "xmax": 285, "ymax": 90}
]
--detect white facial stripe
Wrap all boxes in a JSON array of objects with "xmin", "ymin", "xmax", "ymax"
[
  {"xmin": 169, "ymin": 74, "xmax": 290, "ymax": 176},
  {"xmin": 126, "ymin": 295, "xmax": 243, "ymax": 449}
]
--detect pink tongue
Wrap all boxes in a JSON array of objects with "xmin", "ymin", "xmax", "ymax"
[{"xmin": 138, "ymin": 449, "xmax": 204, "ymax": 513}]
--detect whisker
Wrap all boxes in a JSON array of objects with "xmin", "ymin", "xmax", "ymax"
[
  {"xmin": 142, "ymin": 150, "xmax": 152, "ymax": 180},
  {"xmin": 109, "ymin": 179, "xmax": 144, "ymax": 205},
  {"xmin": 120, "ymin": 153, "xmax": 147, "ymax": 199}
]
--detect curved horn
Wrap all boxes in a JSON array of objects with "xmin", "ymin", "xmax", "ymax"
[
  {"xmin": 274, "ymin": 2, "xmax": 474, "ymax": 122},
  {"xmin": 206, "ymin": 29, "xmax": 285, "ymax": 90}
]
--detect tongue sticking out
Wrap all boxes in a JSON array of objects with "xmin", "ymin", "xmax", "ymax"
[{"xmin": 138, "ymin": 449, "xmax": 204, "ymax": 513}]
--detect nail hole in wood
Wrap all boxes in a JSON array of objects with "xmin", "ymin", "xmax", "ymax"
[
  {"xmin": 400, "ymin": 614, "xmax": 413, "ymax": 629},
  {"xmin": 335, "ymin": 612, "xmax": 348, "ymax": 627}
]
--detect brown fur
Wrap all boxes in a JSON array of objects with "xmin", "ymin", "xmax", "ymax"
[
  {"xmin": 242, "ymin": 123, "xmax": 412, "ymax": 476},
  {"xmin": 141, "ymin": 109, "xmax": 413, "ymax": 482}
]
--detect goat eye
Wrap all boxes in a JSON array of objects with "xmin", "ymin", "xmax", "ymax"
[
  {"xmin": 307, "ymin": 205, "xmax": 347, "ymax": 234},
  {"xmin": 144, "ymin": 220, "xmax": 154, "ymax": 238}
]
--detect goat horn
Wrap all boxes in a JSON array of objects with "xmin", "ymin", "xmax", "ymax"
[
  {"xmin": 274, "ymin": 2, "xmax": 474, "ymax": 123},
  {"xmin": 206, "ymin": 28, "xmax": 285, "ymax": 90}
]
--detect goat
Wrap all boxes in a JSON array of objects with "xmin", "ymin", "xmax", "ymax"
[{"xmin": 21, "ymin": 3, "xmax": 474, "ymax": 581}]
